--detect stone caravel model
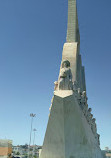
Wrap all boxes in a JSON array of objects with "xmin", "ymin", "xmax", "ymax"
[{"xmin": 39, "ymin": 0, "xmax": 103, "ymax": 158}]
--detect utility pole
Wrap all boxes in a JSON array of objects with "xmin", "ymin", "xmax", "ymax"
[
  {"xmin": 33, "ymin": 128, "xmax": 37, "ymax": 157},
  {"xmin": 28, "ymin": 113, "xmax": 36, "ymax": 158}
]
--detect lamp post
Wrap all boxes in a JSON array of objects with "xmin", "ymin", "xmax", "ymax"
[
  {"xmin": 28, "ymin": 113, "xmax": 36, "ymax": 158},
  {"xmin": 33, "ymin": 128, "xmax": 37, "ymax": 157}
]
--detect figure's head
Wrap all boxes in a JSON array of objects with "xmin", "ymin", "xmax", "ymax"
[
  {"xmin": 88, "ymin": 108, "xmax": 92, "ymax": 112},
  {"xmin": 62, "ymin": 60, "xmax": 70, "ymax": 68},
  {"xmin": 82, "ymin": 91, "xmax": 86, "ymax": 96},
  {"xmin": 91, "ymin": 114, "xmax": 93, "ymax": 118},
  {"xmin": 92, "ymin": 118, "xmax": 96, "ymax": 122},
  {"xmin": 78, "ymin": 88, "xmax": 81, "ymax": 94}
]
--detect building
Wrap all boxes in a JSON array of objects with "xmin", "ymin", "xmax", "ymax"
[
  {"xmin": 102, "ymin": 148, "xmax": 111, "ymax": 158},
  {"xmin": 12, "ymin": 144, "xmax": 42, "ymax": 158},
  {"xmin": 106, "ymin": 153, "xmax": 111, "ymax": 158},
  {"xmin": 13, "ymin": 145, "xmax": 28, "ymax": 157},
  {"xmin": 0, "ymin": 139, "xmax": 12, "ymax": 158}
]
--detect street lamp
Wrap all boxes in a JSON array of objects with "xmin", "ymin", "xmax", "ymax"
[
  {"xmin": 33, "ymin": 128, "xmax": 37, "ymax": 146},
  {"xmin": 33, "ymin": 128, "xmax": 37, "ymax": 157},
  {"xmin": 28, "ymin": 113, "xmax": 36, "ymax": 158}
]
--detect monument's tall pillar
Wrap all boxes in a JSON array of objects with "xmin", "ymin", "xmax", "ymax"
[
  {"xmin": 67, "ymin": 0, "xmax": 79, "ymax": 43},
  {"xmin": 60, "ymin": 0, "xmax": 83, "ymax": 90},
  {"xmin": 39, "ymin": 0, "xmax": 103, "ymax": 158}
]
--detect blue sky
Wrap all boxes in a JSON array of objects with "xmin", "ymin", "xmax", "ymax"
[{"xmin": 0, "ymin": 0, "xmax": 111, "ymax": 150}]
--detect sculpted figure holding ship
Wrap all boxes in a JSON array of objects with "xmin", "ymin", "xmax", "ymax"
[
  {"xmin": 57, "ymin": 60, "xmax": 73, "ymax": 90},
  {"xmin": 54, "ymin": 60, "xmax": 73, "ymax": 90}
]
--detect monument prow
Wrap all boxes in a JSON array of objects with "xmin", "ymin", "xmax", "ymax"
[
  {"xmin": 39, "ymin": 0, "xmax": 104, "ymax": 158},
  {"xmin": 40, "ymin": 90, "xmax": 103, "ymax": 158}
]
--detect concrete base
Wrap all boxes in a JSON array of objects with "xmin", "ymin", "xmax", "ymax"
[{"xmin": 40, "ymin": 91, "xmax": 103, "ymax": 158}]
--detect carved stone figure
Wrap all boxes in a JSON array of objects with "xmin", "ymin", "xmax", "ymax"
[
  {"xmin": 77, "ymin": 88, "xmax": 82, "ymax": 105},
  {"xmin": 97, "ymin": 134, "xmax": 100, "ymax": 146},
  {"xmin": 82, "ymin": 104, "xmax": 88, "ymax": 116},
  {"xmin": 73, "ymin": 81, "xmax": 78, "ymax": 98},
  {"xmin": 81, "ymin": 91, "xmax": 87, "ymax": 104},
  {"xmin": 54, "ymin": 81, "xmax": 58, "ymax": 91},
  {"xmin": 89, "ymin": 114, "xmax": 93, "ymax": 125},
  {"xmin": 91, "ymin": 118, "xmax": 97, "ymax": 137},
  {"xmin": 86, "ymin": 108, "xmax": 92, "ymax": 123},
  {"xmin": 58, "ymin": 60, "xmax": 73, "ymax": 90},
  {"xmin": 80, "ymin": 91, "xmax": 88, "ymax": 110}
]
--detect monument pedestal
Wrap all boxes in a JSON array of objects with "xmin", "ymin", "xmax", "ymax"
[{"xmin": 39, "ymin": 91, "xmax": 103, "ymax": 158}]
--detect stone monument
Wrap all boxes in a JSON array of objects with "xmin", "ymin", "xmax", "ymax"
[{"xmin": 39, "ymin": 0, "xmax": 103, "ymax": 158}]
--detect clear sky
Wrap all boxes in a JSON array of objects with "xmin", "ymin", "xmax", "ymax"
[{"xmin": 0, "ymin": 0, "xmax": 111, "ymax": 150}]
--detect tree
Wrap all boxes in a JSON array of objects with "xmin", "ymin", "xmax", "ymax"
[
  {"xmin": 8, "ymin": 153, "xmax": 11, "ymax": 158},
  {"xmin": 16, "ymin": 151, "xmax": 20, "ymax": 155}
]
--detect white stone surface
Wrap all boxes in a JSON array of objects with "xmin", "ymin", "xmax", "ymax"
[
  {"xmin": 60, "ymin": 42, "xmax": 78, "ymax": 83},
  {"xmin": 40, "ymin": 0, "xmax": 103, "ymax": 157},
  {"xmin": 58, "ymin": 60, "xmax": 73, "ymax": 90},
  {"xmin": 67, "ymin": 0, "xmax": 80, "ymax": 43},
  {"xmin": 40, "ymin": 91, "xmax": 103, "ymax": 158},
  {"xmin": 54, "ymin": 90, "xmax": 73, "ymax": 98}
]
